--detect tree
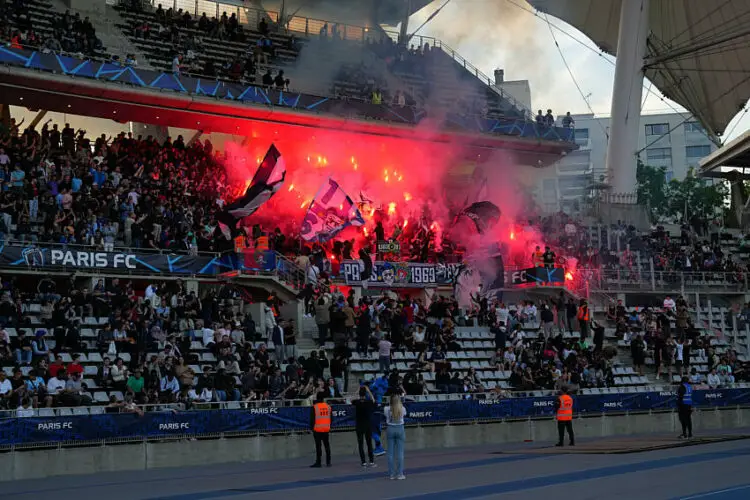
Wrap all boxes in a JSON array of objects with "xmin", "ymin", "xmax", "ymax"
[
  {"xmin": 636, "ymin": 162, "xmax": 727, "ymax": 222},
  {"xmin": 636, "ymin": 160, "xmax": 667, "ymax": 220}
]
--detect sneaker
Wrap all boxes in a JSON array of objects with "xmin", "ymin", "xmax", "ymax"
[
  {"xmin": 310, "ymin": 463, "xmax": 321, "ymax": 468},
  {"xmin": 367, "ymin": 462, "xmax": 377, "ymax": 468},
  {"xmin": 374, "ymin": 449, "xmax": 386, "ymax": 457},
  {"xmin": 396, "ymin": 474, "xmax": 406, "ymax": 480},
  {"xmin": 389, "ymin": 475, "xmax": 396, "ymax": 480},
  {"xmin": 361, "ymin": 463, "xmax": 368, "ymax": 468}
]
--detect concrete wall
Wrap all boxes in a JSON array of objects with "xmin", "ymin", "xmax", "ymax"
[{"xmin": 2, "ymin": 407, "xmax": 749, "ymax": 482}]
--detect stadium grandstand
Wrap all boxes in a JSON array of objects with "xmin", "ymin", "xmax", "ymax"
[{"xmin": 1, "ymin": 0, "xmax": 750, "ymax": 496}]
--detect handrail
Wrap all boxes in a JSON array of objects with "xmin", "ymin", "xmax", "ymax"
[
  {"xmin": 0, "ymin": 240, "xmax": 225, "ymax": 258},
  {"xmin": 119, "ymin": 0, "xmax": 533, "ymax": 118},
  {"xmin": 0, "ymin": 402, "xmax": 183, "ymax": 418},
  {"xmin": 378, "ymin": 30, "xmax": 533, "ymax": 119}
]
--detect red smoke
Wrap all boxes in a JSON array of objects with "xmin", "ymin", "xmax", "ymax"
[{"xmin": 219, "ymin": 122, "xmax": 551, "ymax": 269}]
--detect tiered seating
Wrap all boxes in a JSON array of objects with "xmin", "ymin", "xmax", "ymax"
[
  {"xmin": 1, "ymin": 295, "xmax": 252, "ymax": 409},
  {"xmin": 113, "ymin": 6, "xmax": 299, "ymax": 78},
  {"xmin": 2, "ymin": 0, "xmax": 108, "ymax": 59}
]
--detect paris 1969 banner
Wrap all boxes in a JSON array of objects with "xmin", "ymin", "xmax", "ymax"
[{"xmin": 340, "ymin": 261, "xmax": 565, "ymax": 288}]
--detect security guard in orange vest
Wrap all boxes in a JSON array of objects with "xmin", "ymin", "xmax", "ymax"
[
  {"xmin": 310, "ymin": 392, "xmax": 332, "ymax": 467},
  {"xmin": 555, "ymin": 386, "xmax": 575, "ymax": 447}
]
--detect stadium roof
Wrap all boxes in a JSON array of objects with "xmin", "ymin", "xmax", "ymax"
[
  {"xmin": 699, "ymin": 130, "xmax": 750, "ymax": 180},
  {"xmin": 529, "ymin": 0, "xmax": 750, "ymax": 140}
]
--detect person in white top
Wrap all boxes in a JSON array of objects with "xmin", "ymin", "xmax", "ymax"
[
  {"xmin": 496, "ymin": 303, "xmax": 509, "ymax": 326},
  {"xmin": 384, "ymin": 394, "xmax": 406, "ymax": 480},
  {"xmin": 707, "ymin": 369, "xmax": 722, "ymax": 389},
  {"xmin": 16, "ymin": 398, "xmax": 35, "ymax": 417},
  {"xmin": 675, "ymin": 338, "xmax": 685, "ymax": 376},
  {"xmin": 0, "ymin": 372, "xmax": 12, "ymax": 406},
  {"xmin": 378, "ymin": 335, "xmax": 392, "ymax": 374},
  {"xmin": 663, "ymin": 296, "xmax": 676, "ymax": 312}
]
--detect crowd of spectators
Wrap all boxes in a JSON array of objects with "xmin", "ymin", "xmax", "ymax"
[
  {"xmin": 610, "ymin": 295, "xmax": 750, "ymax": 387},
  {"xmin": 1, "ymin": 1, "xmax": 103, "ymax": 57}
]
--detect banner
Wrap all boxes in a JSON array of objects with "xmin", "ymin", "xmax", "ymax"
[
  {"xmin": 342, "ymin": 261, "xmax": 566, "ymax": 288},
  {"xmin": 511, "ymin": 267, "xmax": 565, "ymax": 285},
  {"xmin": 376, "ymin": 240, "xmax": 401, "ymax": 255},
  {"xmin": 341, "ymin": 260, "xmax": 436, "ymax": 287},
  {"xmin": 0, "ymin": 245, "xmax": 238, "ymax": 275},
  {"xmin": 2, "ymin": 389, "xmax": 749, "ymax": 446}
]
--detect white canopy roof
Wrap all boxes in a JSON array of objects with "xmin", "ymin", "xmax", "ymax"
[{"xmin": 530, "ymin": 0, "xmax": 750, "ymax": 139}]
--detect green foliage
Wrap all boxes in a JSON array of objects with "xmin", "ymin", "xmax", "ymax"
[{"xmin": 636, "ymin": 162, "xmax": 727, "ymax": 222}]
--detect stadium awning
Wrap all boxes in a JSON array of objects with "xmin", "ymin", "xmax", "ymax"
[
  {"xmin": 699, "ymin": 130, "xmax": 750, "ymax": 179},
  {"xmin": 529, "ymin": 0, "xmax": 750, "ymax": 140}
]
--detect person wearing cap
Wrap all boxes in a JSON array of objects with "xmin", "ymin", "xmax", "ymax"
[{"xmin": 31, "ymin": 330, "xmax": 50, "ymax": 364}]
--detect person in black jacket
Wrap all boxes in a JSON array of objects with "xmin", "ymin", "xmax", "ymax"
[
  {"xmin": 352, "ymin": 385, "xmax": 377, "ymax": 467},
  {"xmin": 677, "ymin": 376, "xmax": 694, "ymax": 439}
]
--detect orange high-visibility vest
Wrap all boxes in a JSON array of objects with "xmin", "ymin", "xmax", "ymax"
[
  {"xmin": 256, "ymin": 235, "xmax": 269, "ymax": 252},
  {"xmin": 557, "ymin": 394, "xmax": 573, "ymax": 421},
  {"xmin": 234, "ymin": 235, "xmax": 246, "ymax": 252},
  {"xmin": 313, "ymin": 402, "xmax": 331, "ymax": 432},
  {"xmin": 577, "ymin": 306, "xmax": 589, "ymax": 322}
]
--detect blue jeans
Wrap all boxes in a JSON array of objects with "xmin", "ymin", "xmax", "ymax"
[
  {"xmin": 378, "ymin": 355, "xmax": 390, "ymax": 374},
  {"xmin": 15, "ymin": 349, "xmax": 32, "ymax": 365},
  {"xmin": 386, "ymin": 424, "xmax": 405, "ymax": 477},
  {"xmin": 216, "ymin": 389, "xmax": 240, "ymax": 401}
]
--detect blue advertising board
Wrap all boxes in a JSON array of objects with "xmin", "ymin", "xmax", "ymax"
[{"xmin": 1, "ymin": 389, "xmax": 748, "ymax": 446}]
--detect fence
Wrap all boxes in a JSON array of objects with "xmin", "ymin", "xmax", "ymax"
[
  {"xmin": 1, "ymin": 387, "xmax": 748, "ymax": 448},
  {"xmin": 122, "ymin": 0, "xmax": 533, "ymax": 118},
  {"xmin": 587, "ymin": 268, "xmax": 748, "ymax": 294}
]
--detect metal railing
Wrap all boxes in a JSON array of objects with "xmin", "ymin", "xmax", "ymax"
[
  {"xmin": 589, "ymin": 268, "xmax": 748, "ymax": 293},
  {"xmin": 120, "ymin": 0, "xmax": 533, "ymax": 118},
  {"xmin": 0, "ymin": 402, "xmax": 183, "ymax": 418}
]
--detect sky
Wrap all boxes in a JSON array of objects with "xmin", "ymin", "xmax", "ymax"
[{"xmin": 409, "ymin": 0, "xmax": 750, "ymax": 145}]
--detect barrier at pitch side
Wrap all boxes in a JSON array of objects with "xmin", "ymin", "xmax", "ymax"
[{"xmin": 1, "ymin": 389, "xmax": 748, "ymax": 446}]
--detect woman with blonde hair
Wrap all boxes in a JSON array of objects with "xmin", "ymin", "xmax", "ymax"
[{"xmin": 384, "ymin": 393, "xmax": 406, "ymax": 480}]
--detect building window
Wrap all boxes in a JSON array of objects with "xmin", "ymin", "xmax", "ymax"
[
  {"xmin": 684, "ymin": 122, "xmax": 704, "ymax": 134},
  {"xmin": 574, "ymin": 128, "xmax": 589, "ymax": 139},
  {"xmin": 645, "ymin": 123, "xmax": 670, "ymax": 136},
  {"xmin": 686, "ymin": 145, "xmax": 711, "ymax": 158},
  {"xmin": 646, "ymin": 147, "xmax": 672, "ymax": 160}
]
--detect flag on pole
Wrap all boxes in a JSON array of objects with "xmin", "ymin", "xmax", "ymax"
[
  {"xmin": 300, "ymin": 178, "xmax": 364, "ymax": 242},
  {"xmin": 226, "ymin": 144, "xmax": 286, "ymax": 219}
]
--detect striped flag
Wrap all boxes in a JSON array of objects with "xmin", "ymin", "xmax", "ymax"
[
  {"xmin": 300, "ymin": 178, "xmax": 364, "ymax": 242},
  {"xmin": 226, "ymin": 144, "xmax": 286, "ymax": 219}
]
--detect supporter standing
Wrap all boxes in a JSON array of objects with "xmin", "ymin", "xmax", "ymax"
[
  {"xmin": 315, "ymin": 296, "xmax": 330, "ymax": 347},
  {"xmin": 352, "ymin": 385, "xmax": 377, "ymax": 467},
  {"xmin": 577, "ymin": 299, "xmax": 590, "ymax": 340},
  {"xmin": 310, "ymin": 392, "xmax": 332, "ymax": 468},
  {"xmin": 677, "ymin": 376, "xmax": 694, "ymax": 439},
  {"xmin": 554, "ymin": 386, "xmax": 575, "ymax": 447},
  {"xmin": 384, "ymin": 393, "xmax": 406, "ymax": 480}
]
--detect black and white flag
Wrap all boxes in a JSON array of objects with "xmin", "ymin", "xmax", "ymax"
[{"xmin": 226, "ymin": 144, "xmax": 286, "ymax": 219}]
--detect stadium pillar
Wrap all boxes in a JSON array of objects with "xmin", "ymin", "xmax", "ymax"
[
  {"xmin": 28, "ymin": 110, "xmax": 47, "ymax": 130},
  {"xmin": 604, "ymin": 0, "xmax": 650, "ymax": 195},
  {"xmin": 131, "ymin": 122, "xmax": 169, "ymax": 143},
  {"xmin": 186, "ymin": 130, "xmax": 203, "ymax": 147},
  {"xmin": 399, "ymin": 0, "xmax": 411, "ymax": 45},
  {"xmin": 0, "ymin": 104, "xmax": 10, "ymax": 129}
]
